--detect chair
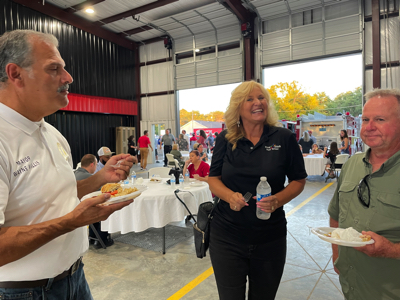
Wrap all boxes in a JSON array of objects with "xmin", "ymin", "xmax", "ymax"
[
  {"xmin": 148, "ymin": 167, "xmax": 171, "ymax": 178},
  {"xmin": 181, "ymin": 151, "xmax": 189, "ymax": 155},
  {"xmin": 333, "ymin": 154, "xmax": 350, "ymax": 178},
  {"xmin": 166, "ymin": 153, "xmax": 181, "ymax": 169}
]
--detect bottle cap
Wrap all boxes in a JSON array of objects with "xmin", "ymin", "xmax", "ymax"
[{"xmin": 260, "ymin": 176, "xmax": 267, "ymax": 181}]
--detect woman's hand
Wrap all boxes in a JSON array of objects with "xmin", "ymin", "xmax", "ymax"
[
  {"xmin": 255, "ymin": 194, "xmax": 279, "ymax": 213},
  {"xmin": 229, "ymin": 192, "xmax": 249, "ymax": 211},
  {"xmin": 185, "ymin": 159, "xmax": 190, "ymax": 166}
]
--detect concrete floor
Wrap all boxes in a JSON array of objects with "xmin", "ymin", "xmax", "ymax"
[{"xmin": 83, "ymin": 155, "xmax": 344, "ymax": 300}]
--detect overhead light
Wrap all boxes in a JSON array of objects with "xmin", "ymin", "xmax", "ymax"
[
  {"xmin": 85, "ymin": 8, "xmax": 94, "ymax": 14},
  {"xmin": 195, "ymin": 49, "xmax": 200, "ymax": 52}
]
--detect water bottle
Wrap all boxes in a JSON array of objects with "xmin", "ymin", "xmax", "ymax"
[
  {"xmin": 179, "ymin": 174, "xmax": 184, "ymax": 185},
  {"xmin": 256, "ymin": 176, "xmax": 271, "ymax": 220},
  {"xmin": 170, "ymin": 174, "xmax": 176, "ymax": 189},
  {"xmin": 130, "ymin": 170, "xmax": 136, "ymax": 184},
  {"xmin": 184, "ymin": 169, "xmax": 190, "ymax": 184}
]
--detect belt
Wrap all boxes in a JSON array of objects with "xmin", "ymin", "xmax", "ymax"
[{"xmin": 0, "ymin": 257, "xmax": 82, "ymax": 289}]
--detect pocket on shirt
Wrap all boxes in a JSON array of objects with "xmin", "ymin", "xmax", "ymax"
[
  {"xmin": 338, "ymin": 181, "xmax": 357, "ymax": 222},
  {"xmin": 375, "ymin": 192, "xmax": 400, "ymax": 220}
]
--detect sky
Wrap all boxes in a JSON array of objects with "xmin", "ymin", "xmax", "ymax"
[{"xmin": 179, "ymin": 54, "xmax": 362, "ymax": 115}]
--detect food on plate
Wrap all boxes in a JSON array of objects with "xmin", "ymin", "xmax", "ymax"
[
  {"xmin": 323, "ymin": 227, "xmax": 371, "ymax": 243},
  {"xmin": 101, "ymin": 183, "xmax": 138, "ymax": 197},
  {"xmin": 150, "ymin": 178, "xmax": 162, "ymax": 182}
]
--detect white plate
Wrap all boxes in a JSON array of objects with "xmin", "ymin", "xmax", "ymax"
[
  {"xmin": 311, "ymin": 227, "xmax": 375, "ymax": 247},
  {"xmin": 189, "ymin": 178, "xmax": 197, "ymax": 182},
  {"xmin": 81, "ymin": 185, "xmax": 148, "ymax": 206},
  {"xmin": 190, "ymin": 181, "xmax": 205, "ymax": 187}
]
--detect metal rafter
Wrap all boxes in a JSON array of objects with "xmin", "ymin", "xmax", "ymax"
[{"xmin": 224, "ymin": 0, "xmax": 251, "ymax": 22}]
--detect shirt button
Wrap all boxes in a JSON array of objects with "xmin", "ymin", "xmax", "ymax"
[{"xmin": 354, "ymin": 220, "xmax": 358, "ymax": 224}]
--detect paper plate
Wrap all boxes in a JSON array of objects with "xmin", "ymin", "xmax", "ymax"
[
  {"xmin": 81, "ymin": 185, "xmax": 147, "ymax": 206},
  {"xmin": 311, "ymin": 227, "xmax": 374, "ymax": 247}
]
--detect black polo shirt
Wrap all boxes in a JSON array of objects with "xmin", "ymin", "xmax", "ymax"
[{"xmin": 209, "ymin": 125, "xmax": 307, "ymax": 244}]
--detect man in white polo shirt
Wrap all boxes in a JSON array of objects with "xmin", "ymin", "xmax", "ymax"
[{"xmin": 0, "ymin": 30, "xmax": 134, "ymax": 299}]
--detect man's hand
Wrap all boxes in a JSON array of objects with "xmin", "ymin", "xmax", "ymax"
[
  {"xmin": 66, "ymin": 193, "xmax": 133, "ymax": 230},
  {"xmin": 100, "ymin": 154, "xmax": 134, "ymax": 182},
  {"xmin": 354, "ymin": 231, "xmax": 400, "ymax": 259}
]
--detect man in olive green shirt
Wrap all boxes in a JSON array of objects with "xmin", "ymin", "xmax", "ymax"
[{"xmin": 328, "ymin": 89, "xmax": 400, "ymax": 300}]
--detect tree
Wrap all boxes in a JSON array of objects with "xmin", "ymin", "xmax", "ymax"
[
  {"xmin": 180, "ymin": 110, "xmax": 225, "ymax": 125},
  {"xmin": 324, "ymin": 86, "xmax": 362, "ymax": 116},
  {"xmin": 267, "ymin": 81, "xmax": 328, "ymax": 120}
]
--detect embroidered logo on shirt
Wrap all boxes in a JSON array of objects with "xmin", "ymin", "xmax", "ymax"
[
  {"xmin": 265, "ymin": 144, "xmax": 281, "ymax": 151},
  {"xmin": 57, "ymin": 142, "xmax": 69, "ymax": 161}
]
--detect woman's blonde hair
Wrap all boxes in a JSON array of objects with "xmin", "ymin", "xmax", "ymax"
[
  {"xmin": 172, "ymin": 144, "xmax": 178, "ymax": 150},
  {"xmin": 225, "ymin": 81, "xmax": 281, "ymax": 149}
]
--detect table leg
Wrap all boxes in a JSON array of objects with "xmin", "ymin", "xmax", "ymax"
[
  {"xmin": 162, "ymin": 226, "xmax": 166, "ymax": 254},
  {"xmin": 89, "ymin": 224, "xmax": 107, "ymax": 249}
]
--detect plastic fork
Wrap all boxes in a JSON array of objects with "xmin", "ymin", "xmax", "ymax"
[
  {"xmin": 243, "ymin": 192, "xmax": 252, "ymax": 203},
  {"xmin": 110, "ymin": 159, "xmax": 125, "ymax": 168}
]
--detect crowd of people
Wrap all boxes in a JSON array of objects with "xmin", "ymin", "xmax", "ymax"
[{"xmin": 1, "ymin": 28, "xmax": 400, "ymax": 300}]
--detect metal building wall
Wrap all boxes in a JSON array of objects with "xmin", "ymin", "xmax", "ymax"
[
  {"xmin": 1, "ymin": 0, "xmax": 138, "ymax": 167},
  {"xmin": 45, "ymin": 112, "xmax": 136, "ymax": 168}
]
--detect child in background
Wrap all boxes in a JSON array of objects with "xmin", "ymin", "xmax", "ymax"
[{"xmin": 323, "ymin": 142, "xmax": 340, "ymax": 176}]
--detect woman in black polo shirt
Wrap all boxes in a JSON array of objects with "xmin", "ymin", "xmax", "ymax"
[{"xmin": 208, "ymin": 81, "xmax": 307, "ymax": 300}]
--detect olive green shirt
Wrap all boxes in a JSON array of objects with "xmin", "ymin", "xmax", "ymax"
[{"xmin": 328, "ymin": 149, "xmax": 400, "ymax": 300}]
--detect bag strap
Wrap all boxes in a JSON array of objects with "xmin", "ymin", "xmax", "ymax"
[{"xmin": 174, "ymin": 189, "xmax": 197, "ymax": 223}]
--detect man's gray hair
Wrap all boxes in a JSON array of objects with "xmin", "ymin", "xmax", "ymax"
[
  {"xmin": 0, "ymin": 30, "xmax": 58, "ymax": 84},
  {"xmin": 364, "ymin": 88, "xmax": 400, "ymax": 103}
]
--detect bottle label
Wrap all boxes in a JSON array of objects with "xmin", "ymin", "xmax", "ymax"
[{"xmin": 257, "ymin": 193, "xmax": 271, "ymax": 201}]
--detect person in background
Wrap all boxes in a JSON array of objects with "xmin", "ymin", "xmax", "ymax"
[
  {"xmin": 0, "ymin": 29, "xmax": 134, "ymax": 299},
  {"xmin": 338, "ymin": 129, "xmax": 350, "ymax": 154},
  {"xmin": 177, "ymin": 133, "xmax": 189, "ymax": 151},
  {"xmin": 170, "ymin": 144, "xmax": 184, "ymax": 168},
  {"xmin": 309, "ymin": 130, "xmax": 317, "ymax": 144},
  {"xmin": 155, "ymin": 135, "xmax": 160, "ymax": 163},
  {"xmin": 197, "ymin": 129, "xmax": 208, "ymax": 151},
  {"xmin": 323, "ymin": 142, "xmax": 340, "ymax": 176},
  {"xmin": 298, "ymin": 131, "xmax": 313, "ymax": 154},
  {"xmin": 329, "ymin": 89, "xmax": 400, "ymax": 299},
  {"xmin": 162, "ymin": 129, "xmax": 175, "ymax": 167},
  {"xmin": 190, "ymin": 132, "xmax": 197, "ymax": 151},
  {"xmin": 193, "ymin": 143, "xmax": 208, "ymax": 162},
  {"xmin": 74, "ymin": 154, "xmax": 113, "ymax": 248},
  {"xmin": 183, "ymin": 150, "xmax": 209, "ymax": 182},
  {"xmin": 167, "ymin": 128, "xmax": 176, "ymax": 143},
  {"xmin": 95, "ymin": 146, "xmax": 114, "ymax": 174},
  {"xmin": 208, "ymin": 81, "xmax": 306, "ymax": 300},
  {"xmin": 137, "ymin": 130, "xmax": 153, "ymax": 171},
  {"xmin": 311, "ymin": 143, "xmax": 323, "ymax": 154},
  {"xmin": 206, "ymin": 132, "xmax": 215, "ymax": 154},
  {"xmin": 182, "ymin": 129, "xmax": 190, "ymax": 148},
  {"xmin": 127, "ymin": 135, "xmax": 137, "ymax": 163}
]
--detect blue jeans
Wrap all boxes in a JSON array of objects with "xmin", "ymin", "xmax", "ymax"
[
  {"xmin": 210, "ymin": 233, "xmax": 287, "ymax": 300},
  {"xmin": 0, "ymin": 263, "xmax": 93, "ymax": 300}
]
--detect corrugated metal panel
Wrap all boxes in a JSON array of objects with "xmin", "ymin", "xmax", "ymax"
[
  {"xmin": 197, "ymin": 73, "xmax": 218, "ymax": 88},
  {"xmin": 364, "ymin": 21, "xmax": 373, "ymax": 65},
  {"xmin": 325, "ymin": 15, "xmax": 359, "ymax": 37},
  {"xmin": 379, "ymin": 18, "xmax": 400, "ymax": 63},
  {"xmin": 292, "ymin": 23, "xmax": 323, "ymax": 44},
  {"xmin": 0, "ymin": 0, "xmax": 136, "ymax": 100},
  {"xmin": 169, "ymin": 27, "xmax": 192, "ymax": 40},
  {"xmin": 176, "ymin": 76, "xmax": 196, "ymax": 90},
  {"xmin": 177, "ymin": 15, "xmax": 204, "ymax": 26},
  {"xmin": 292, "ymin": 40, "xmax": 324, "ymax": 60},
  {"xmin": 262, "ymin": 47, "xmax": 290, "ymax": 65},
  {"xmin": 325, "ymin": 1, "xmax": 359, "ymax": 20},
  {"xmin": 325, "ymin": 33, "xmax": 361, "ymax": 55},
  {"xmin": 217, "ymin": 26, "xmax": 240, "ymax": 44},
  {"xmin": 262, "ymin": 30, "xmax": 290, "ymax": 49},
  {"xmin": 219, "ymin": 54, "xmax": 242, "ymax": 71},
  {"xmin": 195, "ymin": 31, "xmax": 216, "ymax": 49},
  {"xmin": 140, "ymin": 41, "xmax": 169, "ymax": 62},
  {"xmin": 45, "ymin": 111, "xmax": 136, "ymax": 168},
  {"xmin": 201, "ymin": 8, "xmax": 230, "ymax": 20},
  {"xmin": 218, "ymin": 70, "xmax": 242, "ymax": 85},
  {"xmin": 210, "ymin": 15, "xmax": 238, "ymax": 29},
  {"xmin": 196, "ymin": 58, "xmax": 217, "ymax": 75},
  {"xmin": 288, "ymin": 0, "xmax": 321, "ymax": 12},
  {"xmin": 365, "ymin": 66, "xmax": 400, "ymax": 92},
  {"xmin": 141, "ymin": 94, "xmax": 175, "ymax": 121},
  {"xmin": 264, "ymin": 16, "xmax": 289, "ymax": 33},
  {"xmin": 174, "ymin": 36, "xmax": 194, "ymax": 52},
  {"xmin": 189, "ymin": 21, "xmax": 214, "ymax": 35},
  {"xmin": 141, "ymin": 62, "xmax": 173, "ymax": 93},
  {"xmin": 196, "ymin": 2, "xmax": 225, "ymax": 15},
  {"xmin": 176, "ymin": 63, "xmax": 196, "ymax": 77}
]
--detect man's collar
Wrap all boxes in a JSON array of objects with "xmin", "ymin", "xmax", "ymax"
[
  {"xmin": 0, "ymin": 102, "xmax": 43, "ymax": 135},
  {"xmin": 363, "ymin": 147, "xmax": 400, "ymax": 169}
]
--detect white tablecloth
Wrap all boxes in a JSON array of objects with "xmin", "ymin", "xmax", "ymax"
[
  {"xmin": 101, "ymin": 179, "xmax": 212, "ymax": 234},
  {"xmin": 303, "ymin": 154, "xmax": 329, "ymax": 176}
]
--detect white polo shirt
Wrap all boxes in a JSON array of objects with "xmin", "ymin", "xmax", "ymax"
[{"xmin": 0, "ymin": 103, "xmax": 88, "ymax": 281}]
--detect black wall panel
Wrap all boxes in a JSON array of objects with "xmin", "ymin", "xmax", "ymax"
[
  {"xmin": 45, "ymin": 111, "xmax": 137, "ymax": 167},
  {"xmin": 1, "ymin": 0, "xmax": 139, "ymax": 167}
]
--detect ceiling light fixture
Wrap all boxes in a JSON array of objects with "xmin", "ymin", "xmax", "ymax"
[
  {"xmin": 195, "ymin": 49, "xmax": 200, "ymax": 52},
  {"xmin": 85, "ymin": 8, "xmax": 94, "ymax": 14}
]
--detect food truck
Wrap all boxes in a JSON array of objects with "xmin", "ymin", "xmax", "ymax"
[{"xmin": 294, "ymin": 112, "xmax": 362, "ymax": 155}]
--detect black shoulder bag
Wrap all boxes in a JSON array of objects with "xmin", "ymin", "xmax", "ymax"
[{"xmin": 174, "ymin": 190, "xmax": 218, "ymax": 259}]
